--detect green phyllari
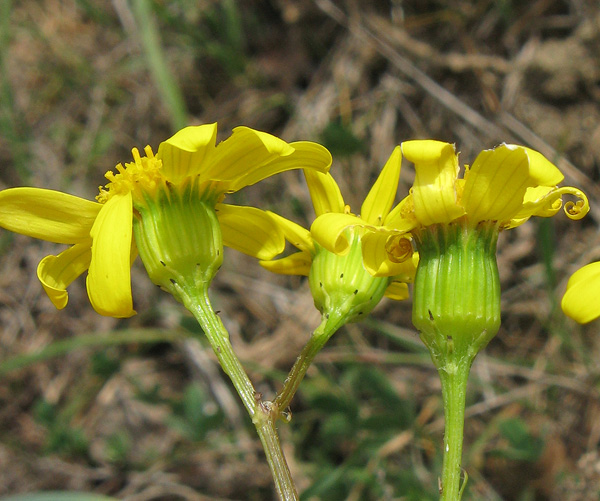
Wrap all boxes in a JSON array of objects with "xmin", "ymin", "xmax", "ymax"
[
  {"xmin": 133, "ymin": 184, "xmax": 224, "ymax": 296},
  {"xmin": 412, "ymin": 220, "xmax": 501, "ymax": 367},
  {"xmin": 309, "ymin": 233, "xmax": 392, "ymax": 325}
]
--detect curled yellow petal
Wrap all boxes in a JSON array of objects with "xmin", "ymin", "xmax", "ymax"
[
  {"xmin": 37, "ymin": 242, "xmax": 92, "ymax": 309},
  {"xmin": 217, "ymin": 204, "xmax": 285, "ymax": 260},
  {"xmin": 561, "ymin": 261, "xmax": 600, "ymax": 324},
  {"xmin": 87, "ymin": 193, "xmax": 135, "ymax": 318},
  {"xmin": 0, "ymin": 187, "xmax": 101, "ymax": 244},
  {"xmin": 563, "ymin": 189, "xmax": 590, "ymax": 220},
  {"xmin": 304, "ymin": 170, "xmax": 345, "ymax": 216},
  {"xmin": 361, "ymin": 146, "xmax": 401, "ymax": 226},
  {"xmin": 157, "ymin": 123, "xmax": 218, "ymax": 184},
  {"xmin": 311, "ymin": 212, "xmax": 379, "ymax": 255},
  {"xmin": 360, "ymin": 232, "xmax": 414, "ymax": 277},
  {"xmin": 260, "ymin": 251, "xmax": 312, "ymax": 276},
  {"xmin": 510, "ymin": 186, "xmax": 589, "ymax": 228},
  {"xmin": 463, "ymin": 144, "xmax": 530, "ymax": 224},
  {"xmin": 401, "ymin": 140, "xmax": 465, "ymax": 225}
]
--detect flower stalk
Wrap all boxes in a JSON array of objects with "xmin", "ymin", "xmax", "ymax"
[
  {"xmin": 274, "ymin": 311, "xmax": 346, "ymax": 413},
  {"xmin": 184, "ymin": 286, "xmax": 298, "ymax": 500},
  {"xmin": 412, "ymin": 220, "xmax": 501, "ymax": 500},
  {"xmin": 132, "ymin": 192, "xmax": 298, "ymax": 499}
]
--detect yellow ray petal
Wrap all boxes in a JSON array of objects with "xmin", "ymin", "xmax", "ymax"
[
  {"xmin": 0, "ymin": 187, "xmax": 101, "ymax": 244},
  {"xmin": 266, "ymin": 211, "xmax": 314, "ymax": 253},
  {"xmin": 87, "ymin": 193, "xmax": 135, "ymax": 318},
  {"xmin": 260, "ymin": 251, "xmax": 312, "ymax": 276},
  {"xmin": 462, "ymin": 144, "xmax": 531, "ymax": 224},
  {"xmin": 304, "ymin": 170, "xmax": 345, "ymax": 216},
  {"xmin": 401, "ymin": 140, "xmax": 465, "ymax": 225},
  {"xmin": 203, "ymin": 126, "xmax": 294, "ymax": 183},
  {"xmin": 518, "ymin": 146, "xmax": 564, "ymax": 186},
  {"xmin": 361, "ymin": 146, "xmax": 402, "ymax": 225},
  {"xmin": 37, "ymin": 242, "xmax": 92, "ymax": 309},
  {"xmin": 157, "ymin": 123, "xmax": 218, "ymax": 184},
  {"xmin": 382, "ymin": 195, "xmax": 418, "ymax": 233},
  {"xmin": 225, "ymin": 140, "xmax": 332, "ymax": 192},
  {"xmin": 561, "ymin": 261, "xmax": 600, "ymax": 324},
  {"xmin": 216, "ymin": 204, "xmax": 285, "ymax": 260},
  {"xmin": 384, "ymin": 281, "xmax": 409, "ymax": 300}
]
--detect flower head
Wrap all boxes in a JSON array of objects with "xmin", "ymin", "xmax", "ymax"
[
  {"xmin": 0, "ymin": 124, "xmax": 331, "ymax": 317},
  {"xmin": 260, "ymin": 149, "xmax": 417, "ymax": 321}
]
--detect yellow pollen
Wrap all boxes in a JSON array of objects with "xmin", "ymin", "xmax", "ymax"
[{"xmin": 96, "ymin": 146, "xmax": 165, "ymax": 204}]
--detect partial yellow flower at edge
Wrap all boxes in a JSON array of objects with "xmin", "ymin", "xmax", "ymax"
[
  {"xmin": 0, "ymin": 123, "xmax": 332, "ymax": 317},
  {"xmin": 562, "ymin": 261, "xmax": 600, "ymax": 324}
]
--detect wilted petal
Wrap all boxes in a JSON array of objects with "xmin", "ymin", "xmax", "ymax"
[
  {"xmin": 87, "ymin": 193, "xmax": 135, "ymax": 318},
  {"xmin": 157, "ymin": 123, "xmax": 218, "ymax": 184},
  {"xmin": 217, "ymin": 204, "xmax": 285, "ymax": 260},
  {"xmin": 304, "ymin": 170, "xmax": 345, "ymax": 216},
  {"xmin": 361, "ymin": 146, "xmax": 401, "ymax": 226},
  {"xmin": 401, "ymin": 140, "xmax": 465, "ymax": 225},
  {"xmin": 561, "ymin": 261, "xmax": 600, "ymax": 324},
  {"xmin": 0, "ymin": 187, "xmax": 101, "ymax": 244},
  {"xmin": 37, "ymin": 242, "xmax": 92, "ymax": 309}
]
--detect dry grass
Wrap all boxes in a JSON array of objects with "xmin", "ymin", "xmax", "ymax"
[{"xmin": 1, "ymin": 0, "xmax": 600, "ymax": 499}]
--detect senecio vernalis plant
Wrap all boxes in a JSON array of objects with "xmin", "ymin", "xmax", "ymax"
[{"xmin": 0, "ymin": 125, "xmax": 591, "ymax": 501}]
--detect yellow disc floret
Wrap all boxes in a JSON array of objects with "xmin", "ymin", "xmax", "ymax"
[{"xmin": 97, "ymin": 146, "xmax": 166, "ymax": 206}]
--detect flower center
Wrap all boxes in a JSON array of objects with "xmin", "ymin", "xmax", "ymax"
[{"xmin": 96, "ymin": 146, "xmax": 166, "ymax": 206}]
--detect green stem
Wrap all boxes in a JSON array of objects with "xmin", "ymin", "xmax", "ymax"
[
  {"xmin": 438, "ymin": 356, "xmax": 471, "ymax": 501},
  {"xmin": 274, "ymin": 312, "xmax": 345, "ymax": 413},
  {"xmin": 182, "ymin": 287, "xmax": 256, "ymax": 415},
  {"xmin": 254, "ymin": 407, "xmax": 299, "ymax": 501},
  {"xmin": 181, "ymin": 286, "xmax": 298, "ymax": 500}
]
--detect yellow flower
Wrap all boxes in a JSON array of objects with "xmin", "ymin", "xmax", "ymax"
[
  {"xmin": 260, "ymin": 146, "xmax": 417, "ymax": 305},
  {"xmin": 314, "ymin": 140, "xmax": 589, "ymax": 255},
  {"xmin": 0, "ymin": 124, "xmax": 331, "ymax": 318},
  {"xmin": 562, "ymin": 262, "xmax": 600, "ymax": 323}
]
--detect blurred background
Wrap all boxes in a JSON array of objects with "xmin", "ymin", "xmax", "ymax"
[{"xmin": 1, "ymin": 0, "xmax": 600, "ymax": 499}]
